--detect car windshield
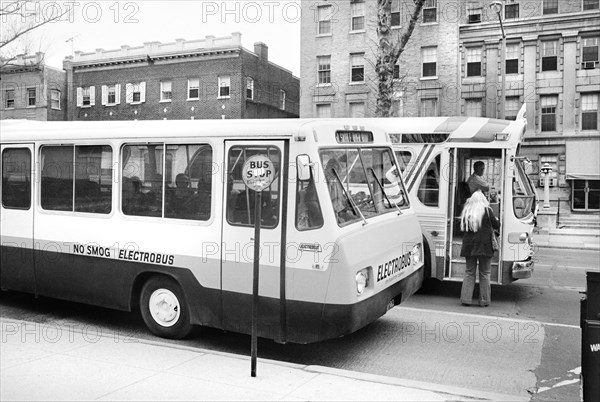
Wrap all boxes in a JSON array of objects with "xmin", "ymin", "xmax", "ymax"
[{"xmin": 319, "ymin": 147, "xmax": 408, "ymax": 226}]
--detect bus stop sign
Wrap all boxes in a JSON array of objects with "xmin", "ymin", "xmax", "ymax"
[{"xmin": 242, "ymin": 155, "xmax": 275, "ymax": 191}]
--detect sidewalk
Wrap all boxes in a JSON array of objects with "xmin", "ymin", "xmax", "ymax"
[
  {"xmin": 0, "ymin": 318, "xmax": 527, "ymax": 402},
  {"xmin": 532, "ymin": 227, "xmax": 600, "ymax": 250}
]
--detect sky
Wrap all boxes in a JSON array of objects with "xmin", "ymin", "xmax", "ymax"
[{"xmin": 14, "ymin": 1, "xmax": 302, "ymax": 76}]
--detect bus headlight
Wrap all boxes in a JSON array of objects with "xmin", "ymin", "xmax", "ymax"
[
  {"xmin": 412, "ymin": 244, "xmax": 422, "ymax": 266},
  {"xmin": 355, "ymin": 269, "xmax": 369, "ymax": 295}
]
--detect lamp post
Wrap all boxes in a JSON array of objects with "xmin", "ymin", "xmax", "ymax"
[
  {"xmin": 490, "ymin": 1, "xmax": 506, "ymax": 120},
  {"xmin": 540, "ymin": 163, "xmax": 552, "ymax": 209}
]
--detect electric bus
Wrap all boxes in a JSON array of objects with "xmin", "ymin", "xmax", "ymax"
[
  {"xmin": 379, "ymin": 107, "xmax": 537, "ymax": 285},
  {"xmin": 1, "ymin": 118, "xmax": 424, "ymax": 343}
]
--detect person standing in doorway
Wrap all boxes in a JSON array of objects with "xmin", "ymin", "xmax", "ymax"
[
  {"xmin": 459, "ymin": 190, "xmax": 500, "ymax": 307},
  {"xmin": 467, "ymin": 161, "xmax": 490, "ymax": 194}
]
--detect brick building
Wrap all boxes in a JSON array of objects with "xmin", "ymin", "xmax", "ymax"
[
  {"xmin": 300, "ymin": 0, "xmax": 600, "ymax": 215},
  {"xmin": 1, "ymin": 53, "xmax": 67, "ymax": 121},
  {"xmin": 63, "ymin": 33, "xmax": 299, "ymax": 121}
]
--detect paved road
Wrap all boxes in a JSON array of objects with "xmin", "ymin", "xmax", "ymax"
[{"xmin": 1, "ymin": 247, "xmax": 597, "ymax": 400}]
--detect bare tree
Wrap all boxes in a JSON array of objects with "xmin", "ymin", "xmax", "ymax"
[
  {"xmin": 375, "ymin": 0, "xmax": 426, "ymax": 117},
  {"xmin": 1, "ymin": 0, "xmax": 67, "ymax": 68}
]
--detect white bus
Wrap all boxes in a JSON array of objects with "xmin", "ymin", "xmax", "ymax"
[
  {"xmin": 377, "ymin": 109, "xmax": 537, "ymax": 285},
  {"xmin": 1, "ymin": 119, "xmax": 424, "ymax": 343}
]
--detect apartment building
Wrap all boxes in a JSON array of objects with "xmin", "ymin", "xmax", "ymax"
[
  {"xmin": 300, "ymin": 0, "xmax": 600, "ymax": 214},
  {"xmin": 63, "ymin": 33, "xmax": 299, "ymax": 121},
  {"xmin": 1, "ymin": 53, "xmax": 67, "ymax": 121}
]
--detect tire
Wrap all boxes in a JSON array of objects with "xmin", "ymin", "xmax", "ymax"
[{"xmin": 140, "ymin": 276, "xmax": 193, "ymax": 339}]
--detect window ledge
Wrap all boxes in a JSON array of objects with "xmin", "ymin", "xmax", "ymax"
[
  {"xmin": 316, "ymin": 83, "xmax": 332, "ymax": 88},
  {"xmin": 26, "ymin": 105, "xmax": 37, "ymax": 108},
  {"xmin": 51, "ymin": 107, "xmax": 61, "ymax": 111},
  {"xmin": 187, "ymin": 98, "xmax": 200, "ymax": 101},
  {"xmin": 79, "ymin": 105, "xmax": 91, "ymax": 108},
  {"xmin": 129, "ymin": 102, "xmax": 143, "ymax": 105},
  {"xmin": 420, "ymin": 76, "xmax": 438, "ymax": 81},
  {"xmin": 348, "ymin": 81, "xmax": 365, "ymax": 85},
  {"xmin": 420, "ymin": 22, "xmax": 438, "ymax": 27},
  {"xmin": 349, "ymin": 29, "xmax": 366, "ymax": 34},
  {"xmin": 104, "ymin": 103, "xmax": 117, "ymax": 107},
  {"xmin": 159, "ymin": 99, "xmax": 172, "ymax": 103},
  {"xmin": 316, "ymin": 33, "xmax": 332, "ymax": 38},
  {"xmin": 217, "ymin": 96, "xmax": 231, "ymax": 100}
]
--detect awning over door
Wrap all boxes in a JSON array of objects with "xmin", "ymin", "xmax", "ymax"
[{"xmin": 566, "ymin": 140, "xmax": 600, "ymax": 180}]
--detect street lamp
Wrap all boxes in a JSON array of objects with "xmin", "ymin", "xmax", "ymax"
[
  {"xmin": 490, "ymin": 1, "xmax": 506, "ymax": 120},
  {"xmin": 540, "ymin": 163, "xmax": 552, "ymax": 209}
]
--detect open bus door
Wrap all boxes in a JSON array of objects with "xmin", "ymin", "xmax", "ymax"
[{"xmin": 446, "ymin": 147, "xmax": 506, "ymax": 284}]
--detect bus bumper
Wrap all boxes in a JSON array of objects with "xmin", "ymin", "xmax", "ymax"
[{"xmin": 512, "ymin": 260, "xmax": 534, "ymax": 280}]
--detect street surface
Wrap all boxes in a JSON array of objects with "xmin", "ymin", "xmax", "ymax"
[{"xmin": 1, "ymin": 247, "xmax": 597, "ymax": 401}]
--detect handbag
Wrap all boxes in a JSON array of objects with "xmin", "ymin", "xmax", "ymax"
[{"xmin": 486, "ymin": 209, "xmax": 500, "ymax": 251}]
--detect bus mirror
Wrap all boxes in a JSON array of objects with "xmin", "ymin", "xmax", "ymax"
[{"xmin": 297, "ymin": 154, "xmax": 311, "ymax": 181}]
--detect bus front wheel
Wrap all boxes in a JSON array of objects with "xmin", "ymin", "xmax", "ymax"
[{"xmin": 140, "ymin": 276, "xmax": 193, "ymax": 339}]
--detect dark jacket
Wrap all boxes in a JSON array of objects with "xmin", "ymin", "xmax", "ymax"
[{"xmin": 460, "ymin": 207, "xmax": 500, "ymax": 257}]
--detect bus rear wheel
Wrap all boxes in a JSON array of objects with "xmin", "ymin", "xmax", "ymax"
[{"xmin": 140, "ymin": 276, "xmax": 192, "ymax": 339}]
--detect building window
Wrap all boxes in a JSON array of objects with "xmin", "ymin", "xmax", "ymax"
[
  {"xmin": 466, "ymin": 47, "xmax": 482, "ymax": 77},
  {"xmin": 316, "ymin": 104, "xmax": 331, "ymax": 118},
  {"xmin": 506, "ymin": 43, "xmax": 519, "ymax": 74},
  {"xmin": 541, "ymin": 41, "xmax": 558, "ymax": 72},
  {"xmin": 317, "ymin": 56, "xmax": 331, "ymax": 85},
  {"xmin": 505, "ymin": 96, "xmax": 520, "ymax": 120},
  {"xmin": 27, "ymin": 88, "xmax": 36, "ymax": 107},
  {"xmin": 317, "ymin": 5, "xmax": 332, "ymax": 35},
  {"xmin": 583, "ymin": 0, "xmax": 599, "ymax": 10},
  {"xmin": 543, "ymin": 0, "xmax": 558, "ymax": 14},
  {"xmin": 218, "ymin": 76, "xmax": 230, "ymax": 98},
  {"xmin": 393, "ymin": 63, "xmax": 400, "ymax": 79},
  {"xmin": 351, "ymin": 0, "xmax": 365, "ymax": 31},
  {"xmin": 421, "ymin": 47, "xmax": 437, "ymax": 77},
  {"xmin": 350, "ymin": 53, "xmax": 365, "ymax": 82},
  {"xmin": 126, "ymin": 82, "xmax": 145, "ymax": 104},
  {"xmin": 582, "ymin": 93, "xmax": 599, "ymax": 130},
  {"xmin": 467, "ymin": 3, "xmax": 482, "ymax": 24},
  {"xmin": 423, "ymin": 0, "xmax": 437, "ymax": 23},
  {"xmin": 280, "ymin": 90, "xmax": 286, "ymax": 110},
  {"xmin": 420, "ymin": 98, "xmax": 438, "ymax": 117},
  {"xmin": 188, "ymin": 78, "xmax": 199, "ymax": 100},
  {"xmin": 541, "ymin": 95, "xmax": 558, "ymax": 132},
  {"xmin": 465, "ymin": 99, "xmax": 482, "ymax": 117},
  {"xmin": 391, "ymin": 0, "xmax": 401, "ymax": 26},
  {"xmin": 505, "ymin": 3, "xmax": 519, "ymax": 19},
  {"xmin": 246, "ymin": 78, "xmax": 254, "ymax": 100},
  {"xmin": 160, "ymin": 81, "xmax": 172, "ymax": 102},
  {"xmin": 5, "ymin": 89, "xmax": 15, "ymax": 109},
  {"xmin": 77, "ymin": 86, "xmax": 95, "ymax": 107},
  {"xmin": 101, "ymin": 84, "xmax": 121, "ymax": 105},
  {"xmin": 349, "ymin": 102, "xmax": 366, "ymax": 117},
  {"xmin": 50, "ymin": 89, "xmax": 61, "ymax": 110},
  {"xmin": 582, "ymin": 37, "xmax": 599, "ymax": 70}
]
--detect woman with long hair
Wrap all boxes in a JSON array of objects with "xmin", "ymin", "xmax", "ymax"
[{"xmin": 459, "ymin": 190, "xmax": 500, "ymax": 307}]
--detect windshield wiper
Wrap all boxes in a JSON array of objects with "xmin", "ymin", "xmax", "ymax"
[
  {"xmin": 369, "ymin": 168, "xmax": 402, "ymax": 215},
  {"xmin": 332, "ymin": 168, "xmax": 368, "ymax": 226}
]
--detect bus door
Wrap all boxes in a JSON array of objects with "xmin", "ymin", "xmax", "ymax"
[
  {"xmin": 0, "ymin": 144, "xmax": 36, "ymax": 293},
  {"xmin": 447, "ymin": 147, "xmax": 505, "ymax": 284},
  {"xmin": 221, "ymin": 140, "xmax": 288, "ymax": 337}
]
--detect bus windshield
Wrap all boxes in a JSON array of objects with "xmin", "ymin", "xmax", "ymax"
[
  {"xmin": 320, "ymin": 147, "xmax": 407, "ymax": 226},
  {"xmin": 513, "ymin": 159, "xmax": 536, "ymax": 219}
]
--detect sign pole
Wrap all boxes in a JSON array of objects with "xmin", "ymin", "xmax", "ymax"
[
  {"xmin": 242, "ymin": 154, "xmax": 274, "ymax": 378},
  {"xmin": 251, "ymin": 189, "xmax": 261, "ymax": 377}
]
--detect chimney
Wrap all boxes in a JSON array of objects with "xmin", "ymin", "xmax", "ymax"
[{"xmin": 254, "ymin": 42, "xmax": 268, "ymax": 62}]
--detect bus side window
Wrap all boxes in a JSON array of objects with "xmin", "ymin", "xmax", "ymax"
[
  {"xmin": 416, "ymin": 154, "xmax": 441, "ymax": 207},
  {"xmin": 2, "ymin": 148, "xmax": 31, "ymax": 210},
  {"xmin": 296, "ymin": 172, "xmax": 323, "ymax": 231}
]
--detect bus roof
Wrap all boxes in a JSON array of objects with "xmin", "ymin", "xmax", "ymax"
[{"xmin": 0, "ymin": 118, "xmax": 390, "ymax": 143}]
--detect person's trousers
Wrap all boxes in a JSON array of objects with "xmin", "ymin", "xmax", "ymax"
[{"xmin": 460, "ymin": 256, "xmax": 492, "ymax": 305}]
